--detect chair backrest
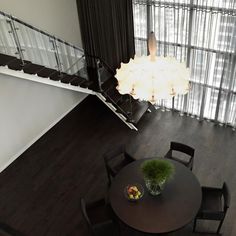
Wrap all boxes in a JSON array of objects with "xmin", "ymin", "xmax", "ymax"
[
  {"xmin": 222, "ymin": 182, "xmax": 230, "ymax": 212},
  {"xmin": 103, "ymin": 146, "xmax": 125, "ymax": 163},
  {"xmin": 170, "ymin": 142, "xmax": 195, "ymax": 157},
  {"xmin": 0, "ymin": 223, "xmax": 26, "ymax": 236},
  {"xmin": 103, "ymin": 145, "xmax": 135, "ymax": 183},
  {"xmin": 104, "ymin": 146, "xmax": 123, "ymax": 182},
  {"xmin": 80, "ymin": 198, "xmax": 94, "ymax": 235}
]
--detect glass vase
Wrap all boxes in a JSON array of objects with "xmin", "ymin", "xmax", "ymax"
[{"xmin": 144, "ymin": 178, "xmax": 166, "ymax": 196}]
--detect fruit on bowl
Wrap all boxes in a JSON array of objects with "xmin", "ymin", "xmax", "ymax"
[{"xmin": 125, "ymin": 184, "xmax": 144, "ymax": 201}]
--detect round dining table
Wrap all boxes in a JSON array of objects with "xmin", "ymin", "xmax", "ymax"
[{"xmin": 109, "ymin": 158, "xmax": 202, "ymax": 234}]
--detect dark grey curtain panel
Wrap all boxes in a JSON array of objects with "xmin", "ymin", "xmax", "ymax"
[{"xmin": 77, "ymin": 0, "xmax": 135, "ymax": 70}]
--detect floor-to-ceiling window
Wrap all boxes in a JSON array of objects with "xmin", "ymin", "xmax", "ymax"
[{"xmin": 133, "ymin": 0, "xmax": 236, "ymax": 129}]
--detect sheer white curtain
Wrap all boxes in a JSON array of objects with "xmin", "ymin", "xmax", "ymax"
[{"xmin": 133, "ymin": 0, "xmax": 236, "ymax": 129}]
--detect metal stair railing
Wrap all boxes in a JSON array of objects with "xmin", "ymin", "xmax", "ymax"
[
  {"xmin": 102, "ymin": 88, "xmax": 134, "ymax": 121},
  {"xmin": 0, "ymin": 10, "xmax": 86, "ymax": 78},
  {"xmin": 83, "ymin": 54, "xmax": 115, "ymax": 91},
  {"xmin": 85, "ymin": 55, "xmax": 134, "ymax": 122}
]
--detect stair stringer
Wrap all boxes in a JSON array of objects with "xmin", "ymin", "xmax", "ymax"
[
  {"xmin": 0, "ymin": 66, "xmax": 96, "ymax": 95},
  {"xmin": 96, "ymin": 93, "xmax": 138, "ymax": 131}
]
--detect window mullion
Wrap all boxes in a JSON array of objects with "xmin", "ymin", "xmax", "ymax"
[
  {"xmin": 181, "ymin": 0, "xmax": 193, "ymax": 113},
  {"xmin": 222, "ymin": 55, "xmax": 236, "ymax": 124},
  {"xmin": 187, "ymin": 0, "xmax": 194, "ymax": 67},
  {"xmin": 146, "ymin": 1, "xmax": 152, "ymax": 54}
]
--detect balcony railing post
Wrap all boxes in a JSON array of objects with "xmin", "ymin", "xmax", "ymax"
[
  {"xmin": 96, "ymin": 59, "xmax": 103, "ymax": 92},
  {"xmin": 6, "ymin": 17, "xmax": 25, "ymax": 65},
  {"xmin": 50, "ymin": 37, "xmax": 62, "ymax": 73}
]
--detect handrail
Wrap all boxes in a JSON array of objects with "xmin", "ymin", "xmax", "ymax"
[
  {"xmin": 0, "ymin": 10, "xmax": 84, "ymax": 53},
  {"xmin": 0, "ymin": 10, "xmax": 115, "ymax": 76},
  {"xmin": 85, "ymin": 53, "xmax": 116, "ymax": 75},
  {"xmin": 0, "ymin": 10, "xmax": 116, "ymax": 92},
  {"xmin": 64, "ymin": 55, "xmax": 85, "ymax": 74}
]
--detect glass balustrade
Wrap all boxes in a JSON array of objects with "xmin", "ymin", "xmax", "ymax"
[{"xmin": 0, "ymin": 11, "xmax": 87, "ymax": 79}]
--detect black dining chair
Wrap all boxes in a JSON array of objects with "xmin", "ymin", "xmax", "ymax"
[
  {"xmin": 0, "ymin": 222, "xmax": 26, "ymax": 236},
  {"xmin": 80, "ymin": 197, "xmax": 119, "ymax": 236},
  {"xmin": 164, "ymin": 141, "xmax": 195, "ymax": 170},
  {"xmin": 103, "ymin": 145, "xmax": 135, "ymax": 186},
  {"xmin": 193, "ymin": 182, "xmax": 230, "ymax": 234}
]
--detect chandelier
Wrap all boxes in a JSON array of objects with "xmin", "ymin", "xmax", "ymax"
[{"xmin": 115, "ymin": 32, "xmax": 190, "ymax": 104}]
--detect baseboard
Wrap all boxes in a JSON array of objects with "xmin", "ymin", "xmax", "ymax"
[{"xmin": 0, "ymin": 97, "xmax": 87, "ymax": 173}]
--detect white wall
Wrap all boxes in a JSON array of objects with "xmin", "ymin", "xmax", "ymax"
[
  {"xmin": 0, "ymin": 73, "xmax": 87, "ymax": 171},
  {"xmin": 0, "ymin": 0, "xmax": 82, "ymax": 47},
  {"xmin": 0, "ymin": 0, "xmax": 87, "ymax": 171}
]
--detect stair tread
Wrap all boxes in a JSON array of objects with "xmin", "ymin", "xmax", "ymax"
[
  {"xmin": 0, "ymin": 53, "xmax": 17, "ymax": 66},
  {"xmin": 23, "ymin": 63, "xmax": 45, "ymax": 74},
  {"xmin": 129, "ymin": 100, "xmax": 149, "ymax": 124},
  {"xmin": 70, "ymin": 76, "xmax": 88, "ymax": 87},
  {"xmin": 60, "ymin": 74, "xmax": 75, "ymax": 84},
  {"xmin": 49, "ymin": 72, "xmax": 65, "ymax": 81},
  {"xmin": 118, "ymin": 98, "xmax": 149, "ymax": 124},
  {"xmin": 37, "ymin": 67, "xmax": 58, "ymax": 78},
  {"xmin": 81, "ymin": 80, "xmax": 93, "ymax": 88},
  {"xmin": 70, "ymin": 76, "xmax": 93, "ymax": 88},
  {"xmin": 7, "ymin": 59, "xmax": 31, "ymax": 71},
  {"xmin": 7, "ymin": 58, "xmax": 22, "ymax": 70},
  {"xmin": 59, "ymin": 74, "xmax": 92, "ymax": 89},
  {"xmin": 104, "ymin": 88, "xmax": 123, "ymax": 104},
  {"xmin": 118, "ymin": 97, "xmax": 132, "ymax": 116},
  {"xmin": 101, "ymin": 76, "xmax": 117, "ymax": 91}
]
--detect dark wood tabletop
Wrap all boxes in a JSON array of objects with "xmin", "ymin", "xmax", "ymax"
[{"xmin": 109, "ymin": 158, "xmax": 202, "ymax": 234}]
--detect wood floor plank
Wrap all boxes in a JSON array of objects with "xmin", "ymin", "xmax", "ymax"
[{"xmin": 0, "ymin": 95, "xmax": 235, "ymax": 236}]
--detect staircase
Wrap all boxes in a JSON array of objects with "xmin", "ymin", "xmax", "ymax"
[{"xmin": 0, "ymin": 11, "xmax": 150, "ymax": 131}]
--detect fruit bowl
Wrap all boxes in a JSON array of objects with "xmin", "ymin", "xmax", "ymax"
[{"xmin": 124, "ymin": 183, "xmax": 144, "ymax": 202}]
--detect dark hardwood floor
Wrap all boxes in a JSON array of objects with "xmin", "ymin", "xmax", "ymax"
[{"xmin": 0, "ymin": 95, "xmax": 235, "ymax": 236}]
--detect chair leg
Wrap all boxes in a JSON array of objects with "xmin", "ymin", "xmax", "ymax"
[
  {"xmin": 217, "ymin": 219, "xmax": 224, "ymax": 234},
  {"xmin": 105, "ymin": 166, "xmax": 112, "ymax": 187},
  {"xmin": 193, "ymin": 218, "xmax": 197, "ymax": 232},
  {"xmin": 108, "ymin": 174, "xmax": 111, "ymax": 187},
  {"xmin": 190, "ymin": 159, "xmax": 194, "ymax": 171}
]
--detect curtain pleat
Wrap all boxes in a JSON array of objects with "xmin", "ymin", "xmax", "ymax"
[
  {"xmin": 133, "ymin": 0, "xmax": 236, "ymax": 128},
  {"xmin": 77, "ymin": 0, "xmax": 135, "ymax": 70}
]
